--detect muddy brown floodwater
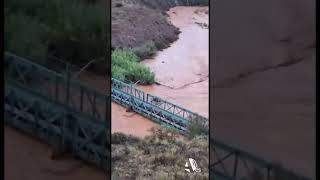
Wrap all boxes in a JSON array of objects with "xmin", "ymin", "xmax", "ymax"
[
  {"xmin": 5, "ymin": 126, "xmax": 107, "ymax": 180},
  {"xmin": 112, "ymin": 6, "xmax": 209, "ymax": 137},
  {"xmin": 210, "ymin": 0, "xmax": 315, "ymax": 178}
]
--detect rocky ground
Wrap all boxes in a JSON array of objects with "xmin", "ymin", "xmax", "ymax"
[
  {"xmin": 111, "ymin": 0, "xmax": 180, "ymax": 49},
  {"xmin": 210, "ymin": 0, "xmax": 315, "ymax": 178},
  {"xmin": 111, "ymin": 0, "xmax": 208, "ymax": 50}
]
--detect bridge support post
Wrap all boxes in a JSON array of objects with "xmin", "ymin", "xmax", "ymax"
[
  {"xmin": 129, "ymin": 84, "xmax": 133, "ymax": 111},
  {"xmin": 66, "ymin": 64, "xmax": 70, "ymax": 106},
  {"xmin": 51, "ymin": 111, "xmax": 68, "ymax": 160}
]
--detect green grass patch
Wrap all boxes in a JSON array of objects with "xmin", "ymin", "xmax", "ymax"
[
  {"xmin": 112, "ymin": 49, "xmax": 155, "ymax": 84},
  {"xmin": 5, "ymin": 13, "xmax": 50, "ymax": 64},
  {"xmin": 5, "ymin": 0, "xmax": 109, "ymax": 68},
  {"xmin": 131, "ymin": 41, "xmax": 157, "ymax": 60}
]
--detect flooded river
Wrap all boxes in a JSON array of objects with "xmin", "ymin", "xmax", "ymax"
[{"xmin": 112, "ymin": 6, "xmax": 209, "ymax": 136}]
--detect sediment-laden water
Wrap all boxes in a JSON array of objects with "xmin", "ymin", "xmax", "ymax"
[{"xmin": 112, "ymin": 6, "xmax": 209, "ymax": 136}]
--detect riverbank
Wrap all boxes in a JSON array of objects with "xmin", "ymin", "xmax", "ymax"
[
  {"xmin": 140, "ymin": 6, "xmax": 209, "ymax": 117},
  {"xmin": 111, "ymin": 0, "xmax": 209, "ymax": 84},
  {"xmin": 112, "ymin": 0, "xmax": 179, "ymax": 50},
  {"xmin": 112, "ymin": 0, "xmax": 208, "ymax": 50},
  {"xmin": 111, "ymin": 6, "xmax": 209, "ymax": 136},
  {"xmin": 111, "ymin": 4, "xmax": 209, "ymax": 179}
]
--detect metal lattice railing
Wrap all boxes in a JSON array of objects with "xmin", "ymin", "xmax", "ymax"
[
  {"xmin": 5, "ymin": 82, "xmax": 110, "ymax": 171},
  {"xmin": 111, "ymin": 78, "xmax": 209, "ymax": 133},
  {"xmin": 210, "ymin": 138, "xmax": 310, "ymax": 180},
  {"xmin": 4, "ymin": 52, "xmax": 110, "ymax": 171},
  {"xmin": 4, "ymin": 52, "xmax": 110, "ymax": 123}
]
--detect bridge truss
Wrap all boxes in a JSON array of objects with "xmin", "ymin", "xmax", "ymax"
[
  {"xmin": 4, "ymin": 52, "xmax": 309, "ymax": 179},
  {"xmin": 4, "ymin": 52, "xmax": 110, "ymax": 171}
]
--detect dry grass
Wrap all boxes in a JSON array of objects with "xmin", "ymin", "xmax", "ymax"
[{"xmin": 112, "ymin": 127, "xmax": 209, "ymax": 179}]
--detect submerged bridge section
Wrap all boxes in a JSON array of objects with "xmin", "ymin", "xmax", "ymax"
[
  {"xmin": 4, "ymin": 53, "xmax": 310, "ymax": 180},
  {"xmin": 111, "ymin": 78, "xmax": 208, "ymax": 134}
]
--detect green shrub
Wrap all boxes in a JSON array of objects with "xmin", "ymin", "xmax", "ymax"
[
  {"xmin": 112, "ymin": 49, "xmax": 139, "ymax": 66},
  {"xmin": 5, "ymin": 0, "xmax": 109, "ymax": 67},
  {"xmin": 112, "ymin": 65, "xmax": 127, "ymax": 81},
  {"xmin": 131, "ymin": 41, "xmax": 157, "ymax": 59},
  {"xmin": 187, "ymin": 115, "xmax": 208, "ymax": 139},
  {"xmin": 126, "ymin": 64, "xmax": 155, "ymax": 84},
  {"xmin": 46, "ymin": 0, "xmax": 108, "ymax": 65},
  {"xmin": 112, "ymin": 49, "xmax": 155, "ymax": 84},
  {"xmin": 5, "ymin": 13, "xmax": 49, "ymax": 64},
  {"xmin": 5, "ymin": 0, "xmax": 45, "ymax": 16}
]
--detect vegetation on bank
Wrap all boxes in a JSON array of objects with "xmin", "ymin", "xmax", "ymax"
[
  {"xmin": 111, "ymin": 127, "xmax": 209, "ymax": 180},
  {"xmin": 187, "ymin": 115, "xmax": 209, "ymax": 138},
  {"xmin": 111, "ymin": 113, "xmax": 209, "ymax": 179},
  {"xmin": 5, "ymin": 0, "xmax": 108, "ymax": 69},
  {"xmin": 112, "ymin": 48, "xmax": 155, "ymax": 84},
  {"xmin": 131, "ymin": 41, "xmax": 157, "ymax": 59}
]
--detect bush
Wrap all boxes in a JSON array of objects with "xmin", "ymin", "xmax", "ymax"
[
  {"xmin": 112, "ymin": 49, "xmax": 155, "ymax": 84},
  {"xmin": 5, "ymin": 0, "xmax": 109, "ymax": 68},
  {"xmin": 187, "ymin": 115, "xmax": 208, "ymax": 139},
  {"xmin": 131, "ymin": 41, "xmax": 157, "ymax": 59},
  {"xmin": 126, "ymin": 64, "xmax": 155, "ymax": 84},
  {"xmin": 46, "ymin": 0, "xmax": 108, "ymax": 65},
  {"xmin": 112, "ymin": 127, "xmax": 209, "ymax": 179},
  {"xmin": 111, "ymin": 65, "xmax": 127, "ymax": 81},
  {"xmin": 5, "ymin": 13, "xmax": 49, "ymax": 64}
]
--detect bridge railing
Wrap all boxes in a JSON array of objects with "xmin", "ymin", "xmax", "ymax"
[
  {"xmin": 111, "ymin": 78, "xmax": 209, "ymax": 130},
  {"xmin": 4, "ymin": 52, "xmax": 110, "ymax": 123},
  {"xmin": 5, "ymin": 80, "xmax": 110, "ymax": 171},
  {"xmin": 211, "ymin": 138, "xmax": 310, "ymax": 180},
  {"xmin": 4, "ymin": 52, "xmax": 110, "ymax": 171}
]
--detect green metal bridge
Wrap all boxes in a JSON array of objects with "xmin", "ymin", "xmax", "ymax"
[
  {"xmin": 4, "ymin": 52, "xmax": 110, "ymax": 171},
  {"xmin": 4, "ymin": 52, "xmax": 310, "ymax": 180}
]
